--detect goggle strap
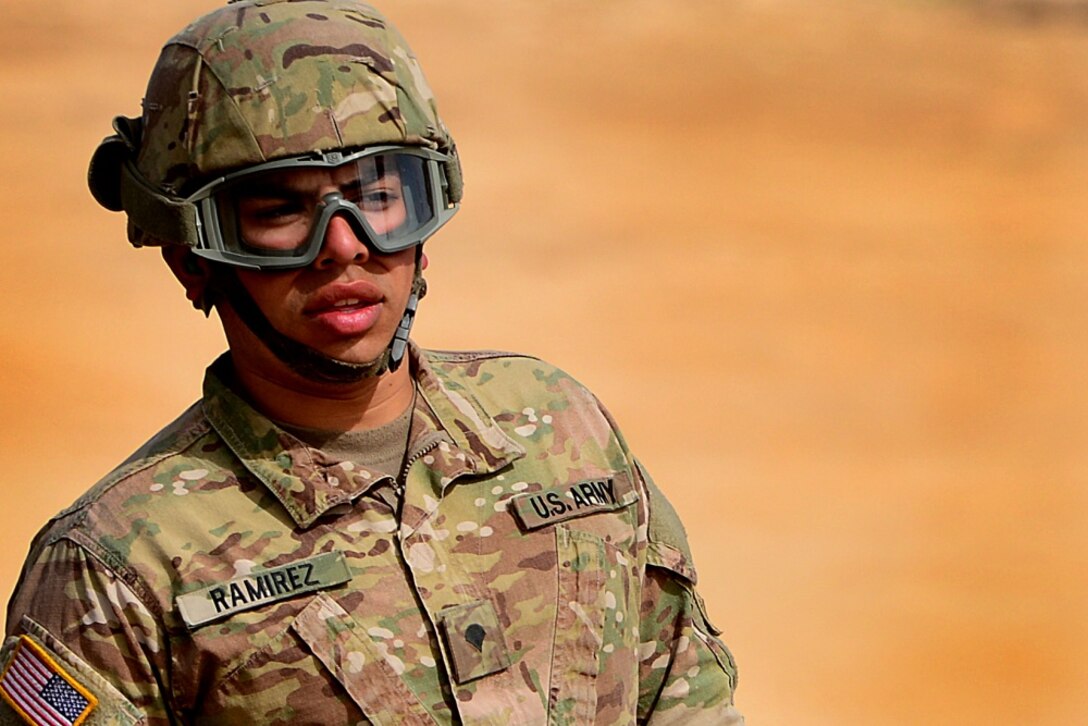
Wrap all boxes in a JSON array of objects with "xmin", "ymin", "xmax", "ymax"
[
  {"xmin": 119, "ymin": 158, "xmax": 201, "ymax": 248},
  {"xmin": 443, "ymin": 146, "xmax": 462, "ymax": 204},
  {"xmin": 87, "ymin": 115, "xmax": 202, "ymax": 248}
]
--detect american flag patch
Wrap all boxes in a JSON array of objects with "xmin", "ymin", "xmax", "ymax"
[{"xmin": 0, "ymin": 636, "xmax": 97, "ymax": 726}]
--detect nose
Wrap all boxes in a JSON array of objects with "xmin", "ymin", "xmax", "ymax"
[{"xmin": 314, "ymin": 213, "xmax": 370, "ymax": 269}]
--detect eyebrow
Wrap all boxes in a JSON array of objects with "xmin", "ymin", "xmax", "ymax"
[
  {"xmin": 233, "ymin": 165, "xmax": 394, "ymax": 201},
  {"xmin": 340, "ymin": 178, "xmax": 365, "ymax": 198},
  {"xmin": 235, "ymin": 181, "xmax": 309, "ymax": 201}
]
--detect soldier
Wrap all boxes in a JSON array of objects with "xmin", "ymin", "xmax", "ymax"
[{"xmin": 1, "ymin": 1, "xmax": 743, "ymax": 724}]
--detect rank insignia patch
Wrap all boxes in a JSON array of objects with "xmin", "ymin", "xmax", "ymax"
[{"xmin": 0, "ymin": 635, "xmax": 98, "ymax": 726}]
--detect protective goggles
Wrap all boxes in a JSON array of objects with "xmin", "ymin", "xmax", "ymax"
[{"xmin": 185, "ymin": 145, "xmax": 458, "ymax": 269}]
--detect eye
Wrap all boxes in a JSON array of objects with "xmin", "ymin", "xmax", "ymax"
[
  {"xmin": 240, "ymin": 198, "xmax": 307, "ymax": 225},
  {"xmin": 358, "ymin": 189, "xmax": 401, "ymax": 210}
]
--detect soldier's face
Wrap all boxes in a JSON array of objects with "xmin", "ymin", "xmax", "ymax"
[
  {"xmin": 231, "ymin": 162, "xmax": 411, "ymax": 254},
  {"xmin": 218, "ymin": 165, "xmax": 421, "ymax": 379}
]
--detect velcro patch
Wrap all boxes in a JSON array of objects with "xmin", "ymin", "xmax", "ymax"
[
  {"xmin": 511, "ymin": 476, "xmax": 638, "ymax": 531},
  {"xmin": 176, "ymin": 551, "xmax": 352, "ymax": 630},
  {"xmin": 437, "ymin": 599, "xmax": 511, "ymax": 684},
  {"xmin": 0, "ymin": 635, "xmax": 98, "ymax": 726}
]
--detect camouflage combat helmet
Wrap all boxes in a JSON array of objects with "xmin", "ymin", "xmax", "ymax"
[
  {"xmin": 88, "ymin": 0, "xmax": 462, "ymax": 381},
  {"xmin": 88, "ymin": 0, "xmax": 462, "ymax": 250}
]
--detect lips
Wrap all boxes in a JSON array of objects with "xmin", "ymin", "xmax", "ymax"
[
  {"xmin": 304, "ymin": 281, "xmax": 383, "ymax": 314},
  {"xmin": 303, "ymin": 281, "xmax": 385, "ymax": 337}
]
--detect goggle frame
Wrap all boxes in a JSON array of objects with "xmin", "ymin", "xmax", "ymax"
[{"xmin": 185, "ymin": 145, "xmax": 458, "ymax": 270}]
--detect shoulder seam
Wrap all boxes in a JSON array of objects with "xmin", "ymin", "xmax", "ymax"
[
  {"xmin": 52, "ymin": 531, "xmax": 167, "ymax": 622},
  {"xmin": 42, "ymin": 414, "xmax": 218, "ymax": 621},
  {"xmin": 48, "ymin": 414, "xmax": 213, "ymax": 527}
]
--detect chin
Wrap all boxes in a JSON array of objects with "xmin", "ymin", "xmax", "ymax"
[{"xmin": 320, "ymin": 340, "xmax": 391, "ymax": 365}]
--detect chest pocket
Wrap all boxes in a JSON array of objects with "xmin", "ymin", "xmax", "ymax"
[
  {"xmin": 291, "ymin": 593, "xmax": 438, "ymax": 726},
  {"xmin": 548, "ymin": 525, "xmax": 638, "ymax": 726}
]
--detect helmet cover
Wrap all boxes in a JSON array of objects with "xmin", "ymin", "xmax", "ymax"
[{"xmin": 126, "ymin": 0, "xmax": 460, "ymax": 246}]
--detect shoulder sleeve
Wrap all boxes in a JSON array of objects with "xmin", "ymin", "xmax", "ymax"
[
  {"xmin": 3, "ymin": 535, "xmax": 170, "ymax": 725},
  {"xmin": 635, "ymin": 460, "xmax": 745, "ymax": 725},
  {"xmin": 639, "ymin": 460, "xmax": 699, "ymax": 584}
]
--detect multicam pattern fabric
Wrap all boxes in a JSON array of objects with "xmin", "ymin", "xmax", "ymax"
[
  {"xmin": 130, "ymin": 0, "xmax": 461, "ymax": 247},
  {"xmin": 3, "ymin": 346, "xmax": 742, "ymax": 724}
]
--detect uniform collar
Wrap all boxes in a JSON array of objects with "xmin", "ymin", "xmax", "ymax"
[
  {"xmin": 410, "ymin": 343, "xmax": 525, "ymax": 474},
  {"xmin": 201, "ymin": 346, "xmax": 523, "ymax": 530}
]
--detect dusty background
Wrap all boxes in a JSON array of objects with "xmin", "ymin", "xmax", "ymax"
[{"xmin": 1, "ymin": 0, "xmax": 1086, "ymax": 723}]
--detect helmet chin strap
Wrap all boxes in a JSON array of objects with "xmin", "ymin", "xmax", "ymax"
[{"xmin": 209, "ymin": 249, "xmax": 426, "ymax": 384}]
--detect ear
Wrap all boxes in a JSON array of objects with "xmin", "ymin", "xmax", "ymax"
[
  {"xmin": 162, "ymin": 247, "xmax": 213, "ymax": 312},
  {"xmin": 420, "ymin": 251, "xmax": 429, "ymax": 271}
]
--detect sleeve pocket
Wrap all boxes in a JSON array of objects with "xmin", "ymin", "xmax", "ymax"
[
  {"xmin": 691, "ymin": 589, "xmax": 738, "ymax": 693},
  {"xmin": 1, "ymin": 617, "xmax": 144, "ymax": 726}
]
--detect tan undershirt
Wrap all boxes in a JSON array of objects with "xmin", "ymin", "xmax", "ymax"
[{"xmin": 278, "ymin": 403, "xmax": 413, "ymax": 511}]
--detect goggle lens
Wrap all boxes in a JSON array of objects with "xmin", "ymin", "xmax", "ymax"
[{"xmin": 190, "ymin": 147, "xmax": 454, "ymax": 269}]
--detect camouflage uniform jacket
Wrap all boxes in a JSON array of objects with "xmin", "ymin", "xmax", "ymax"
[{"xmin": 3, "ymin": 346, "xmax": 742, "ymax": 725}]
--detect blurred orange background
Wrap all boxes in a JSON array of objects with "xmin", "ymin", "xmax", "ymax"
[{"xmin": 2, "ymin": 1, "xmax": 1086, "ymax": 723}]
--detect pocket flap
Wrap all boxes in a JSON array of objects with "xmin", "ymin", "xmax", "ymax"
[{"xmin": 290, "ymin": 593, "xmax": 435, "ymax": 726}]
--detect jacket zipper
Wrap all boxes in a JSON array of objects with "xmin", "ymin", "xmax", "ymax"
[{"xmin": 395, "ymin": 437, "xmax": 442, "ymax": 495}]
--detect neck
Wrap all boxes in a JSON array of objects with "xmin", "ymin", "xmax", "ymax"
[{"xmin": 229, "ymin": 352, "xmax": 416, "ymax": 432}]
